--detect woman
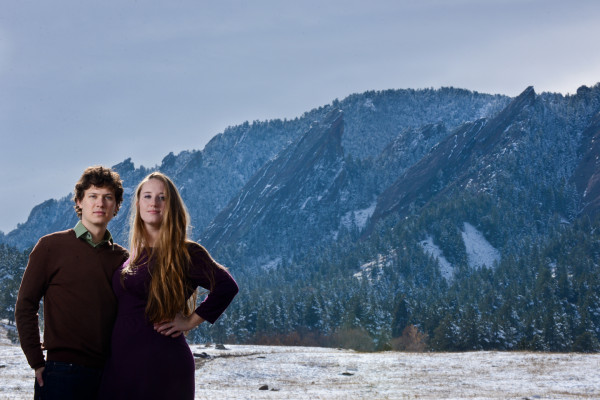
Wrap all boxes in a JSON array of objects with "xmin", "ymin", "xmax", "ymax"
[{"xmin": 99, "ymin": 172, "xmax": 238, "ymax": 399}]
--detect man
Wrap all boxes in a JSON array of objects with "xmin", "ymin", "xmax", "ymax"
[{"xmin": 15, "ymin": 166, "xmax": 129, "ymax": 399}]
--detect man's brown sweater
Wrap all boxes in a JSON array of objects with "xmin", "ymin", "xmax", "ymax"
[{"xmin": 15, "ymin": 229, "xmax": 128, "ymax": 369}]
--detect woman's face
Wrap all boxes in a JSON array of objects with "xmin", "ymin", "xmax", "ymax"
[{"xmin": 138, "ymin": 178, "xmax": 166, "ymax": 230}]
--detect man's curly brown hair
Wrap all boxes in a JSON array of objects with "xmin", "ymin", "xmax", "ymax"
[{"xmin": 73, "ymin": 166, "xmax": 124, "ymax": 218}]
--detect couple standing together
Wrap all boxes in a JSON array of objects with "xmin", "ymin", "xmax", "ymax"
[{"xmin": 14, "ymin": 166, "xmax": 239, "ymax": 399}]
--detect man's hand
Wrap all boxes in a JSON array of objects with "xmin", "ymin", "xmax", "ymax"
[
  {"xmin": 35, "ymin": 366, "xmax": 45, "ymax": 387},
  {"xmin": 154, "ymin": 313, "xmax": 205, "ymax": 338}
]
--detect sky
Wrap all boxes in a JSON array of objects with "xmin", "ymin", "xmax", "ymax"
[{"xmin": 1, "ymin": 0, "xmax": 600, "ymax": 234}]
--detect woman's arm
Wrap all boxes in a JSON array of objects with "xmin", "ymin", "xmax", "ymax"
[
  {"xmin": 154, "ymin": 243, "xmax": 239, "ymax": 338},
  {"xmin": 154, "ymin": 312, "xmax": 205, "ymax": 338},
  {"xmin": 188, "ymin": 243, "xmax": 239, "ymax": 324}
]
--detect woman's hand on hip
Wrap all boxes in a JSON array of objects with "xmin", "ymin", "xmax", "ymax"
[{"xmin": 154, "ymin": 313, "xmax": 205, "ymax": 337}]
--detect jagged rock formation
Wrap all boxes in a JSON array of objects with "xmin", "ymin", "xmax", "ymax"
[
  {"xmin": 572, "ymin": 111, "xmax": 600, "ymax": 216},
  {"xmin": 202, "ymin": 109, "xmax": 346, "ymax": 263},
  {"xmin": 369, "ymin": 87, "xmax": 537, "ymax": 227}
]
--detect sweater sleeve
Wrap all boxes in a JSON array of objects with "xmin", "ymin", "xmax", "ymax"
[
  {"xmin": 15, "ymin": 238, "xmax": 50, "ymax": 369},
  {"xmin": 187, "ymin": 243, "xmax": 239, "ymax": 324}
]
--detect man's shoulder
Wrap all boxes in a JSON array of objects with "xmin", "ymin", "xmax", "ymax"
[
  {"xmin": 110, "ymin": 242, "xmax": 129, "ymax": 257},
  {"xmin": 36, "ymin": 229, "xmax": 76, "ymax": 246},
  {"xmin": 35, "ymin": 230, "xmax": 128, "ymax": 257},
  {"xmin": 111, "ymin": 241, "xmax": 127, "ymax": 251}
]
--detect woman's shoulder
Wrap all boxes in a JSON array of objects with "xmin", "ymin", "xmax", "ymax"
[
  {"xmin": 186, "ymin": 240, "xmax": 203, "ymax": 252},
  {"xmin": 185, "ymin": 241, "xmax": 211, "ymax": 259}
]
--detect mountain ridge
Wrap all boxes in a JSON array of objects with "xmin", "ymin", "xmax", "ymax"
[
  {"xmin": 1, "ymin": 86, "xmax": 509, "ymax": 250},
  {"xmin": 2, "ymin": 83, "xmax": 600, "ymax": 352}
]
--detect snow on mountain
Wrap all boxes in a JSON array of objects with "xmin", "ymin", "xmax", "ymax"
[
  {"xmin": 340, "ymin": 202, "xmax": 376, "ymax": 231},
  {"xmin": 419, "ymin": 223, "xmax": 500, "ymax": 278},
  {"xmin": 419, "ymin": 236, "xmax": 454, "ymax": 280},
  {"xmin": 461, "ymin": 222, "xmax": 501, "ymax": 269},
  {"xmin": 353, "ymin": 251, "xmax": 396, "ymax": 281},
  {"xmin": 260, "ymin": 257, "xmax": 282, "ymax": 271}
]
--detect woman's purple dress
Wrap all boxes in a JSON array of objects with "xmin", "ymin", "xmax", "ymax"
[{"xmin": 99, "ymin": 243, "xmax": 238, "ymax": 400}]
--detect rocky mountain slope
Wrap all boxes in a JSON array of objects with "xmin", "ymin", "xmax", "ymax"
[
  {"xmin": 202, "ymin": 109, "xmax": 347, "ymax": 263},
  {"xmin": 1, "ymin": 87, "xmax": 508, "ymax": 250}
]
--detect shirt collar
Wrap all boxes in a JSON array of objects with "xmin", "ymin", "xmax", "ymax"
[{"xmin": 74, "ymin": 221, "xmax": 114, "ymax": 248}]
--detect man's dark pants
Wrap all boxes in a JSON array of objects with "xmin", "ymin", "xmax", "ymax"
[{"xmin": 34, "ymin": 361, "xmax": 103, "ymax": 400}]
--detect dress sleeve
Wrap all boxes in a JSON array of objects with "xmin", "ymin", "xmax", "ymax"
[
  {"xmin": 15, "ymin": 238, "xmax": 49, "ymax": 369},
  {"xmin": 187, "ymin": 243, "xmax": 239, "ymax": 324}
]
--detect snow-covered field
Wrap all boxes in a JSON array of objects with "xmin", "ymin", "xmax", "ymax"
[{"xmin": 1, "ymin": 341, "xmax": 599, "ymax": 399}]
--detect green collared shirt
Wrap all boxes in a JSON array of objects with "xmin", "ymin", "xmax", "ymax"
[{"xmin": 74, "ymin": 221, "xmax": 114, "ymax": 248}]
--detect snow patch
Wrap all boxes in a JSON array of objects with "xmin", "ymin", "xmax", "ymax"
[
  {"xmin": 261, "ymin": 257, "xmax": 282, "ymax": 271},
  {"xmin": 341, "ymin": 202, "xmax": 376, "ymax": 231},
  {"xmin": 260, "ymin": 184, "xmax": 272, "ymax": 196},
  {"xmin": 300, "ymin": 197, "xmax": 311, "ymax": 210},
  {"xmin": 354, "ymin": 251, "xmax": 395, "ymax": 281},
  {"xmin": 363, "ymin": 98, "xmax": 376, "ymax": 111},
  {"xmin": 447, "ymin": 134, "xmax": 458, "ymax": 159},
  {"xmin": 420, "ymin": 236, "xmax": 454, "ymax": 280},
  {"xmin": 461, "ymin": 222, "xmax": 501, "ymax": 269}
]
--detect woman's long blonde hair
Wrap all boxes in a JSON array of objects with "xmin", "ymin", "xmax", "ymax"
[{"xmin": 124, "ymin": 172, "xmax": 197, "ymax": 323}]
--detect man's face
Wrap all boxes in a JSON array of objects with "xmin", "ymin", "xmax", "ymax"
[{"xmin": 76, "ymin": 185, "xmax": 117, "ymax": 229}]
